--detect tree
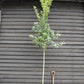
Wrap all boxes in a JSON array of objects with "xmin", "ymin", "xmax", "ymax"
[{"xmin": 29, "ymin": 0, "xmax": 65, "ymax": 84}]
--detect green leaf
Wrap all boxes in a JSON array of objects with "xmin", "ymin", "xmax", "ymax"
[
  {"xmin": 33, "ymin": 6, "xmax": 36, "ymax": 9},
  {"xmin": 29, "ymin": 35, "xmax": 33, "ymax": 38}
]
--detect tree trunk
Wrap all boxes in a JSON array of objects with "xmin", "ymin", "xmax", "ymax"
[{"xmin": 42, "ymin": 48, "xmax": 46, "ymax": 84}]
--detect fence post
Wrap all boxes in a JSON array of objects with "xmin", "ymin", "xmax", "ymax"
[{"xmin": 51, "ymin": 71, "xmax": 55, "ymax": 84}]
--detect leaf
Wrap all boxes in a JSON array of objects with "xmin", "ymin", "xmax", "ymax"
[{"xmin": 29, "ymin": 35, "xmax": 33, "ymax": 38}]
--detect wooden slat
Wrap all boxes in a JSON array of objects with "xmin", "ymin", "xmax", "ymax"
[
  {"xmin": 0, "ymin": 10, "xmax": 1, "ymax": 23},
  {"xmin": 54, "ymin": 0, "xmax": 84, "ymax": 2},
  {"xmin": 0, "ymin": 0, "xmax": 5, "ymax": 5}
]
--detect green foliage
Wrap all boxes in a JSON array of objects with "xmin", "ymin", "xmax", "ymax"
[{"xmin": 29, "ymin": 0, "xmax": 65, "ymax": 49}]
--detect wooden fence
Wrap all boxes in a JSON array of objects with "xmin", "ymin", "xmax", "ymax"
[{"xmin": 0, "ymin": 0, "xmax": 84, "ymax": 84}]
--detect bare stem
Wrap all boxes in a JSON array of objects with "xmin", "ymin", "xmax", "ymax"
[{"xmin": 42, "ymin": 48, "xmax": 46, "ymax": 84}]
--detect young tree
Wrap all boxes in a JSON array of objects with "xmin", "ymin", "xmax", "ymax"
[{"xmin": 29, "ymin": 0, "xmax": 65, "ymax": 84}]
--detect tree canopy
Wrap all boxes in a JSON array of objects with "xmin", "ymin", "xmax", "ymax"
[{"xmin": 29, "ymin": 0, "xmax": 65, "ymax": 49}]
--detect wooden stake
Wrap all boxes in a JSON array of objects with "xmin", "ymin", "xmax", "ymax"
[{"xmin": 51, "ymin": 71, "xmax": 55, "ymax": 84}]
